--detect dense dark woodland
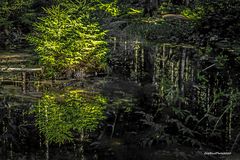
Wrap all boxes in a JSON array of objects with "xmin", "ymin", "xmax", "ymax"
[{"xmin": 1, "ymin": 0, "xmax": 240, "ymax": 160}]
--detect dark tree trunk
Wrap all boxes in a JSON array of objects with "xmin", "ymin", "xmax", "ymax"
[
  {"xmin": 143, "ymin": 0, "xmax": 160, "ymax": 17},
  {"xmin": 171, "ymin": 0, "xmax": 183, "ymax": 5}
]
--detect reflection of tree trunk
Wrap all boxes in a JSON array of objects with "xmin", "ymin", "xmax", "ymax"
[
  {"xmin": 37, "ymin": 101, "xmax": 42, "ymax": 148},
  {"xmin": 195, "ymin": 60, "xmax": 200, "ymax": 115},
  {"xmin": 7, "ymin": 103, "xmax": 13, "ymax": 160},
  {"xmin": 205, "ymin": 86, "xmax": 209, "ymax": 140},
  {"xmin": 9, "ymin": 142, "xmax": 13, "ymax": 160},
  {"xmin": 45, "ymin": 102, "xmax": 49, "ymax": 160},
  {"xmin": 160, "ymin": 44, "xmax": 166, "ymax": 95},
  {"xmin": 2, "ymin": 120, "xmax": 6, "ymax": 145},
  {"xmin": 2, "ymin": 115, "xmax": 6, "ymax": 157},
  {"xmin": 181, "ymin": 49, "xmax": 186, "ymax": 95},
  {"xmin": 228, "ymin": 103, "xmax": 232, "ymax": 144},
  {"xmin": 185, "ymin": 53, "xmax": 189, "ymax": 80},
  {"xmin": 223, "ymin": 112, "xmax": 227, "ymax": 149},
  {"xmin": 124, "ymin": 41, "xmax": 127, "ymax": 77},
  {"xmin": 134, "ymin": 40, "xmax": 139, "ymax": 82},
  {"xmin": 79, "ymin": 129, "xmax": 86, "ymax": 160},
  {"xmin": 170, "ymin": 48, "xmax": 174, "ymax": 82},
  {"xmin": 178, "ymin": 48, "xmax": 186, "ymax": 107},
  {"xmin": 208, "ymin": 74, "xmax": 214, "ymax": 113},
  {"xmin": 152, "ymin": 45, "xmax": 161, "ymax": 108},
  {"xmin": 141, "ymin": 47, "xmax": 144, "ymax": 84},
  {"xmin": 227, "ymin": 89, "xmax": 233, "ymax": 149},
  {"xmin": 153, "ymin": 46, "xmax": 159, "ymax": 85},
  {"xmin": 190, "ymin": 64, "xmax": 196, "ymax": 110},
  {"xmin": 124, "ymin": 40, "xmax": 127, "ymax": 51},
  {"xmin": 162, "ymin": 44, "xmax": 166, "ymax": 70},
  {"xmin": 171, "ymin": 61, "xmax": 175, "ymax": 100},
  {"xmin": 114, "ymin": 37, "xmax": 117, "ymax": 52},
  {"xmin": 46, "ymin": 140, "xmax": 49, "ymax": 160},
  {"xmin": 111, "ymin": 111, "xmax": 118, "ymax": 138}
]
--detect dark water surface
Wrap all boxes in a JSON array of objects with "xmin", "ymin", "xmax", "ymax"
[{"xmin": 1, "ymin": 43, "xmax": 240, "ymax": 160}]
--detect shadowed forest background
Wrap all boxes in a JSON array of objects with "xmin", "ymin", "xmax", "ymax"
[{"xmin": 0, "ymin": 0, "xmax": 240, "ymax": 160}]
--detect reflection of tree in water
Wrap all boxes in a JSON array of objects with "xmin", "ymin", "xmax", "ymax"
[
  {"xmin": 32, "ymin": 89, "xmax": 107, "ymax": 144},
  {"xmin": 110, "ymin": 39, "xmax": 240, "ymax": 154},
  {"xmin": 0, "ymin": 95, "xmax": 39, "ymax": 160},
  {"xmin": 29, "ymin": 88, "xmax": 106, "ymax": 159}
]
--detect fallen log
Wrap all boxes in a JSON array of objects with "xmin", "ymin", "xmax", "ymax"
[
  {"xmin": 0, "ymin": 54, "xmax": 32, "ymax": 59},
  {"xmin": 0, "ymin": 67, "xmax": 42, "ymax": 72},
  {"xmin": 162, "ymin": 14, "xmax": 188, "ymax": 21}
]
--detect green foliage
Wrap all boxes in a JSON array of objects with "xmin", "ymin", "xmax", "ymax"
[
  {"xmin": 196, "ymin": 0, "xmax": 240, "ymax": 44},
  {"xmin": 127, "ymin": 8, "xmax": 143, "ymax": 15},
  {"xmin": 158, "ymin": 2, "xmax": 181, "ymax": 14},
  {"xmin": 54, "ymin": 0, "xmax": 120, "ymax": 17},
  {"xmin": 110, "ymin": 93, "xmax": 135, "ymax": 113},
  {"xmin": 0, "ymin": 0, "xmax": 37, "ymax": 48},
  {"xmin": 28, "ymin": 2, "xmax": 110, "ymax": 76},
  {"xmin": 31, "ymin": 89, "xmax": 107, "ymax": 144},
  {"xmin": 181, "ymin": 6, "xmax": 204, "ymax": 21},
  {"xmin": 0, "ymin": 0, "xmax": 35, "ymax": 26},
  {"xmin": 215, "ymin": 54, "xmax": 229, "ymax": 69},
  {"xmin": 98, "ymin": 0, "xmax": 120, "ymax": 16},
  {"xmin": 212, "ymin": 88, "xmax": 240, "ymax": 133}
]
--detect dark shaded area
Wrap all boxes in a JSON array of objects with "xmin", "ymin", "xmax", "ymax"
[{"xmin": 1, "ymin": 0, "xmax": 240, "ymax": 160}]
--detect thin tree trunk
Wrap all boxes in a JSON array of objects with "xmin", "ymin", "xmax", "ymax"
[{"xmin": 22, "ymin": 72, "xmax": 26, "ymax": 94}]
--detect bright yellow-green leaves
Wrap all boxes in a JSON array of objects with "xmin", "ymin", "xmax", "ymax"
[
  {"xmin": 181, "ymin": 6, "xmax": 205, "ymax": 21},
  {"xmin": 32, "ymin": 89, "xmax": 107, "ymax": 144},
  {"xmin": 28, "ymin": 3, "xmax": 109, "ymax": 76},
  {"xmin": 127, "ymin": 8, "xmax": 143, "ymax": 15},
  {"xmin": 98, "ymin": 0, "xmax": 120, "ymax": 16}
]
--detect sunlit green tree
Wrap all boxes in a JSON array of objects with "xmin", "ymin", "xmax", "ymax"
[{"xmin": 28, "ymin": 0, "xmax": 119, "ymax": 76}]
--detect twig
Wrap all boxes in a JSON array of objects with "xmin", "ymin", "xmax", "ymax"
[
  {"xmin": 202, "ymin": 64, "xmax": 215, "ymax": 72},
  {"xmin": 231, "ymin": 131, "xmax": 240, "ymax": 153}
]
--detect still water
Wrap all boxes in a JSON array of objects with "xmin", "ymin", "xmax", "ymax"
[{"xmin": 0, "ymin": 42, "xmax": 239, "ymax": 160}]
